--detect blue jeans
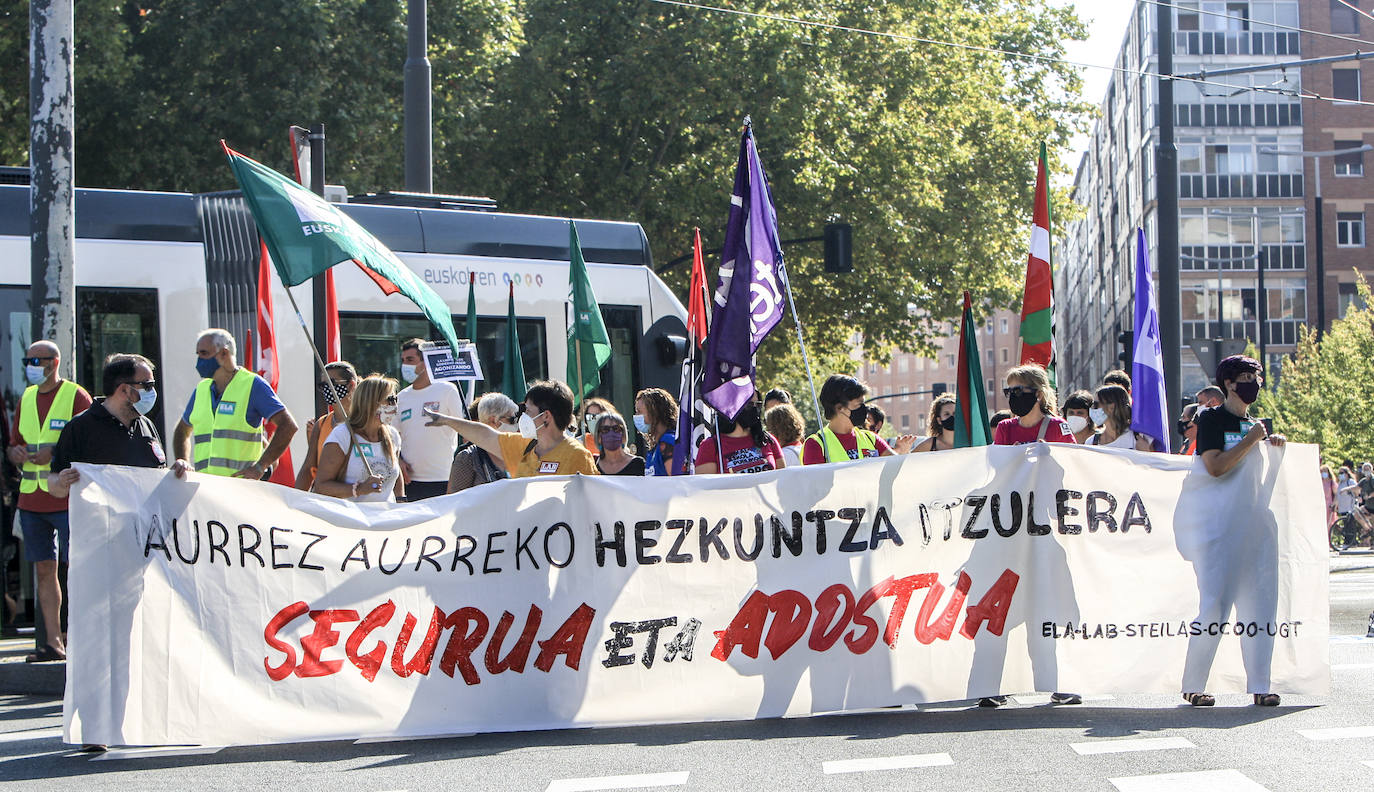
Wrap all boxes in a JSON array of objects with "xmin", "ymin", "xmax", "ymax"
[{"xmin": 20, "ymin": 509, "xmax": 69, "ymax": 563}]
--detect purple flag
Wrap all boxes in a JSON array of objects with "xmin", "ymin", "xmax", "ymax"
[
  {"xmin": 1131, "ymin": 227, "xmax": 1171, "ymax": 452},
  {"xmin": 701, "ymin": 122, "xmax": 786, "ymax": 418}
]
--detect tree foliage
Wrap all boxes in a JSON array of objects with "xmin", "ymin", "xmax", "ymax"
[
  {"xmin": 1, "ymin": 0, "xmax": 1087, "ymax": 380},
  {"xmin": 1255, "ymin": 276, "xmax": 1374, "ymax": 466}
]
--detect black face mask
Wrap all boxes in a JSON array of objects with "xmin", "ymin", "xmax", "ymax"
[
  {"xmin": 1007, "ymin": 391, "xmax": 1038, "ymax": 417},
  {"xmin": 717, "ymin": 415, "xmax": 737, "ymax": 434},
  {"xmin": 1176, "ymin": 419, "xmax": 1192, "ymax": 436},
  {"xmin": 318, "ymin": 381, "xmax": 349, "ymax": 404},
  {"xmin": 940, "ymin": 415, "xmax": 956, "ymax": 432},
  {"xmin": 846, "ymin": 404, "xmax": 869, "ymax": 429},
  {"xmin": 1233, "ymin": 381, "xmax": 1261, "ymax": 404}
]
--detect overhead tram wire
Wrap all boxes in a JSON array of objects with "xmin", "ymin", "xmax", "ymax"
[
  {"xmin": 1142, "ymin": 0, "xmax": 1374, "ymax": 48},
  {"xmin": 1334, "ymin": 0, "xmax": 1374, "ymax": 26},
  {"xmin": 648, "ymin": 0, "xmax": 1374, "ymax": 111}
]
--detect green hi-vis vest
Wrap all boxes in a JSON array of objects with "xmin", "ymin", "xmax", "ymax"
[
  {"xmin": 18, "ymin": 380, "xmax": 78, "ymax": 493},
  {"xmin": 806, "ymin": 425, "xmax": 878, "ymax": 464},
  {"xmin": 190, "ymin": 368, "xmax": 264, "ymax": 476}
]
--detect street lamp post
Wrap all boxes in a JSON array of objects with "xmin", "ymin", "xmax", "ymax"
[{"xmin": 1260, "ymin": 144, "xmax": 1372, "ymax": 339}]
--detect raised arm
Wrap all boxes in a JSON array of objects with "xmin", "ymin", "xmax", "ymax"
[{"xmin": 424, "ymin": 407, "xmax": 506, "ymax": 468}]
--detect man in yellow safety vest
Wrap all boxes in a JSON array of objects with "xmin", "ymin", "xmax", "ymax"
[
  {"xmin": 172, "ymin": 328, "xmax": 297, "ymax": 479},
  {"xmin": 6, "ymin": 340, "xmax": 91, "ymax": 662}
]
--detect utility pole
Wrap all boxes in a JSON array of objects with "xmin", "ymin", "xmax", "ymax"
[
  {"xmin": 29, "ymin": 0, "xmax": 75, "ymax": 374},
  {"xmin": 1155, "ymin": 2, "xmax": 1182, "ymax": 443},
  {"xmin": 309, "ymin": 124, "xmax": 328, "ymax": 417},
  {"xmin": 404, "ymin": 0, "xmax": 433, "ymax": 193}
]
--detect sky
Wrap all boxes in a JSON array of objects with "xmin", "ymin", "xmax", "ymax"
[{"xmin": 1058, "ymin": 0, "xmax": 1139, "ymax": 177}]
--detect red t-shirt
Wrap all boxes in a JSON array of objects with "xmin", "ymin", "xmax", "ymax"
[
  {"xmin": 694, "ymin": 433, "xmax": 784, "ymax": 474},
  {"xmin": 12, "ymin": 382, "xmax": 94, "ymax": 512},
  {"xmin": 801, "ymin": 429, "xmax": 892, "ymax": 465},
  {"xmin": 993, "ymin": 417, "xmax": 1077, "ymax": 446}
]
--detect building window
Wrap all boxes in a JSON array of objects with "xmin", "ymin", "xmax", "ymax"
[
  {"xmin": 1334, "ymin": 68, "xmax": 1361, "ymax": 102},
  {"xmin": 1333, "ymin": 0, "xmax": 1361, "ymax": 35},
  {"xmin": 901, "ymin": 415, "xmax": 910, "ymax": 431},
  {"xmin": 1001, "ymin": 348, "xmax": 1009, "ymax": 363},
  {"xmin": 1335, "ymin": 139, "xmax": 1365, "ymax": 176},
  {"xmin": 1338, "ymin": 212, "xmax": 1365, "ymax": 246},
  {"xmin": 986, "ymin": 319, "xmax": 993, "ymax": 334},
  {"xmin": 947, "ymin": 354, "xmax": 955, "ymax": 368},
  {"xmin": 898, "ymin": 356, "xmax": 909, "ymax": 373},
  {"xmin": 1000, "ymin": 318, "xmax": 1009, "ymax": 333},
  {"xmin": 1339, "ymin": 281, "xmax": 1367, "ymax": 317},
  {"xmin": 986, "ymin": 350, "xmax": 994, "ymax": 366}
]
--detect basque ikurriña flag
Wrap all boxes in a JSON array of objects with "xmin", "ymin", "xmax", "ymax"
[
  {"xmin": 700, "ymin": 121, "xmax": 786, "ymax": 419},
  {"xmin": 673, "ymin": 228, "xmax": 716, "ymax": 475},
  {"xmin": 254, "ymin": 240, "xmax": 296, "ymax": 486},
  {"xmin": 1131, "ymin": 228, "xmax": 1171, "ymax": 452},
  {"xmin": 1018, "ymin": 142, "xmax": 1055, "ymax": 380}
]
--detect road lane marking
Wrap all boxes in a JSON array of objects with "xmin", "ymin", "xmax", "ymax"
[
  {"xmin": 1012, "ymin": 694, "xmax": 1115, "ymax": 705},
  {"xmin": 355, "ymin": 733, "xmax": 474, "ymax": 744},
  {"xmin": 91, "ymin": 746, "xmax": 223, "ymax": 761},
  {"xmin": 1298, "ymin": 725, "xmax": 1374, "ymax": 740},
  {"xmin": 545, "ymin": 771, "xmax": 690, "ymax": 791},
  {"xmin": 1109, "ymin": 768, "xmax": 1270, "ymax": 791},
  {"xmin": 1329, "ymin": 635, "xmax": 1374, "ymax": 643},
  {"xmin": 822, "ymin": 753, "xmax": 954, "ymax": 774},
  {"xmin": 1333, "ymin": 663, "xmax": 1374, "ymax": 670},
  {"xmin": 1072, "ymin": 736, "xmax": 1195, "ymax": 755},
  {"xmin": 0, "ymin": 727, "xmax": 62, "ymax": 744}
]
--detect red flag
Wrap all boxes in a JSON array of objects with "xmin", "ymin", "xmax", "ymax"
[
  {"xmin": 324, "ymin": 268, "xmax": 341, "ymax": 361},
  {"xmin": 1018, "ymin": 143, "xmax": 1054, "ymax": 371},
  {"xmin": 257, "ymin": 239, "xmax": 295, "ymax": 486},
  {"xmin": 687, "ymin": 228, "xmax": 708, "ymax": 345}
]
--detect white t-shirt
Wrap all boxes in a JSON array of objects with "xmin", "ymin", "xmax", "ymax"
[
  {"xmin": 395, "ymin": 380, "xmax": 463, "ymax": 481},
  {"xmin": 780, "ymin": 443, "xmax": 802, "ymax": 469},
  {"xmin": 324, "ymin": 423, "xmax": 401, "ymax": 502},
  {"xmin": 1087, "ymin": 430, "xmax": 1154, "ymax": 449}
]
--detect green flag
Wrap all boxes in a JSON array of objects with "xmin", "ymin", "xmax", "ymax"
[
  {"xmin": 502, "ymin": 281, "xmax": 527, "ymax": 401},
  {"xmin": 463, "ymin": 272, "xmax": 478, "ymax": 400},
  {"xmin": 954, "ymin": 291, "xmax": 992, "ymax": 448},
  {"xmin": 223, "ymin": 143, "xmax": 459, "ymax": 351},
  {"xmin": 566, "ymin": 221, "xmax": 612, "ymax": 402}
]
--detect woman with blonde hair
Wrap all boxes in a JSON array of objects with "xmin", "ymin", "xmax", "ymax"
[
  {"xmin": 991, "ymin": 363, "xmax": 1076, "ymax": 446},
  {"xmin": 1085, "ymin": 384, "xmax": 1154, "ymax": 451},
  {"xmin": 912, "ymin": 393, "xmax": 957, "ymax": 452},
  {"xmin": 312, "ymin": 375, "xmax": 404, "ymax": 501}
]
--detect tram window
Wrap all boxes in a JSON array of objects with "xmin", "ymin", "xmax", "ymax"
[
  {"xmin": 0, "ymin": 286, "xmax": 31, "ymax": 425},
  {"xmin": 76, "ymin": 287, "xmax": 163, "ymax": 437},
  {"xmin": 585, "ymin": 304, "xmax": 642, "ymax": 423},
  {"xmin": 339, "ymin": 312, "xmax": 546, "ymax": 393}
]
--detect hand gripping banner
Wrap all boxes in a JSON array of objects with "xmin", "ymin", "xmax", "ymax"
[{"xmin": 64, "ymin": 443, "xmax": 1328, "ymax": 747}]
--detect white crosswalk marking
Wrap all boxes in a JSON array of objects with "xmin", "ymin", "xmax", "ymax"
[
  {"xmin": 1109, "ymin": 768, "xmax": 1270, "ymax": 791},
  {"xmin": 1071, "ymin": 736, "xmax": 1194, "ymax": 755},
  {"xmin": 91, "ymin": 746, "xmax": 223, "ymax": 761},
  {"xmin": 545, "ymin": 771, "xmax": 689, "ymax": 791},
  {"xmin": 354, "ymin": 733, "xmax": 474, "ymax": 744},
  {"xmin": 0, "ymin": 727, "xmax": 61, "ymax": 744},
  {"xmin": 822, "ymin": 753, "xmax": 954, "ymax": 774},
  {"xmin": 1298, "ymin": 725, "xmax": 1374, "ymax": 740},
  {"xmin": 1012, "ymin": 693, "xmax": 1115, "ymax": 705}
]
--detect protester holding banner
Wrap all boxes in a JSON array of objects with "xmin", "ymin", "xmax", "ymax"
[
  {"xmin": 396, "ymin": 339, "xmax": 464, "ymax": 501},
  {"xmin": 764, "ymin": 403, "xmax": 805, "ymax": 468},
  {"xmin": 1084, "ymin": 385, "xmax": 1154, "ymax": 451},
  {"xmin": 1061, "ymin": 390, "xmax": 1095, "ymax": 445},
  {"xmin": 1194, "ymin": 355, "xmax": 1285, "ymax": 479},
  {"xmin": 447, "ymin": 392, "xmax": 516, "ymax": 493},
  {"xmin": 802, "ymin": 375, "xmax": 915, "ymax": 464},
  {"xmin": 593, "ymin": 411, "xmax": 645, "ymax": 476},
  {"xmin": 635, "ymin": 388, "xmax": 678, "ymax": 476},
  {"xmin": 312, "ymin": 375, "xmax": 403, "ymax": 502},
  {"xmin": 426, "ymin": 380, "xmax": 598, "ymax": 478},
  {"xmin": 695, "ymin": 400, "xmax": 784, "ymax": 474},
  {"xmin": 294, "ymin": 361, "xmax": 359, "ymax": 491},
  {"xmin": 992, "ymin": 364, "xmax": 1076, "ymax": 445},
  {"xmin": 912, "ymin": 393, "xmax": 957, "ymax": 453}
]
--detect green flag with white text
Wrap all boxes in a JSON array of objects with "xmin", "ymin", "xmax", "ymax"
[
  {"xmin": 566, "ymin": 221, "xmax": 612, "ymax": 402},
  {"xmin": 223, "ymin": 142, "xmax": 460, "ymax": 351}
]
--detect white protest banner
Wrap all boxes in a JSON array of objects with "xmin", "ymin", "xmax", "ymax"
[{"xmin": 64, "ymin": 443, "xmax": 1328, "ymax": 747}]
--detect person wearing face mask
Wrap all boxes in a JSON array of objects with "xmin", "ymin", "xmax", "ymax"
[
  {"xmin": 635, "ymin": 388, "xmax": 679, "ymax": 476},
  {"xmin": 694, "ymin": 400, "xmax": 785, "ymax": 474},
  {"xmin": 1320, "ymin": 464, "xmax": 1339, "ymax": 549},
  {"xmin": 45, "ymin": 355, "xmax": 185, "ymax": 665},
  {"xmin": 312, "ymin": 375, "xmax": 403, "ymax": 501},
  {"xmin": 395, "ymin": 339, "xmax": 464, "ymax": 501},
  {"xmin": 803, "ymin": 375, "xmax": 916, "ymax": 464},
  {"xmin": 991, "ymin": 364, "xmax": 1076, "ymax": 446},
  {"xmin": 912, "ymin": 393, "xmax": 957, "ymax": 453},
  {"xmin": 424, "ymin": 380, "xmax": 598, "ymax": 478},
  {"xmin": 1060, "ymin": 390, "xmax": 1095, "ymax": 445},
  {"xmin": 593, "ymin": 411, "xmax": 645, "ymax": 476},
  {"xmin": 578, "ymin": 397, "xmax": 615, "ymax": 454},
  {"xmin": 1183, "ymin": 354, "xmax": 1287, "ymax": 709},
  {"xmin": 447, "ymin": 392, "xmax": 517, "ymax": 493},
  {"xmin": 1083, "ymin": 385, "xmax": 1154, "ymax": 451},
  {"xmin": 1176, "ymin": 403, "xmax": 1200, "ymax": 456},
  {"xmin": 6, "ymin": 340, "xmax": 90, "ymax": 663},
  {"xmin": 294, "ymin": 361, "xmax": 359, "ymax": 491},
  {"xmin": 173, "ymin": 328, "xmax": 297, "ymax": 479}
]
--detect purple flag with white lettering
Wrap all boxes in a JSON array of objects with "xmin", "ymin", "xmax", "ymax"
[
  {"xmin": 701, "ymin": 122, "xmax": 786, "ymax": 418},
  {"xmin": 1131, "ymin": 227, "xmax": 1171, "ymax": 452}
]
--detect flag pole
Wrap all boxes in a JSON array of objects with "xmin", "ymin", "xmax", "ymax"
[
  {"xmin": 280, "ymin": 278, "xmax": 375, "ymax": 479},
  {"xmin": 575, "ymin": 336, "xmax": 585, "ymax": 405},
  {"xmin": 779, "ymin": 260, "xmax": 822, "ymax": 430}
]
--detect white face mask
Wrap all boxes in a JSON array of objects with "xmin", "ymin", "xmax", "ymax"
[
  {"xmin": 519, "ymin": 412, "xmax": 540, "ymax": 439},
  {"xmin": 379, "ymin": 405, "xmax": 398, "ymax": 425},
  {"xmin": 498, "ymin": 420, "xmax": 520, "ymax": 433},
  {"xmin": 132, "ymin": 386, "xmax": 158, "ymax": 416},
  {"xmin": 24, "ymin": 364, "xmax": 46, "ymax": 386},
  {"xmin": 1065, "ymin": 415, "xmax": 1089, "ymax": 434},
  {"xmin": 400, "ymin": 363, "xmax": 419, "ymax": 384},
  {"xmin": 1089, "ymin": 407, "xmax": 1108, "ymax": 427}
]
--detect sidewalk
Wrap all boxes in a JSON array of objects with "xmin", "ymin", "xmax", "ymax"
[{"xmin": 0, "ymin": 636, "xmax": 64, "ymax": 695}]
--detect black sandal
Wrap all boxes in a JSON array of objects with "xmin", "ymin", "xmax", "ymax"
[
  {"xmin": 24, "ymin": 643, "xmax": 65, "ymax": 663},
  {"xmin": 1183, "ymin": 692, "xmax": 1215, "ymax": 706},
  {"xmin": 1253, "ymin": 693, "xmax": 1280, "ymax": 706}
]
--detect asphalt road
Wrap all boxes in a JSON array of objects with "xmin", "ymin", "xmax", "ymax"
[{"xmin": 1, "ymin": 555, "xmax": 1372, "ymax": 792}]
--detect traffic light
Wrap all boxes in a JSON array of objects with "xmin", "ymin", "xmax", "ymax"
[
  {"xmin": 824, "ymin": 223, "xmax": 853, "ymax": 273},
  {"xmin": 1117, "ymin": 330, "xmax": 1134, "ymax": 370}
]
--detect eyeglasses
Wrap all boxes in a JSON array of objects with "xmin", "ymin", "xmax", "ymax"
[
  {"xmin": 385, "ymin": 395, "xmax": 398, "ymax": 405},
  {"xmin": 20, "ymin": 357, "xmax": 53, "ymax": 366},
  {"xmin": 1003, "ymin": 386, "xmax": 1035, "ymax": 397},
  {"xmin": 125, "ymin": 379, "xmax": 157, "ymax": 392},
  {"xmin": 598, "ymin": 424, "xmax": 624, "ymax": 434}
]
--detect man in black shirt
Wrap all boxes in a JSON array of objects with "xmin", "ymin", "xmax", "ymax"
[
  {"xmin": 48, "ymin": 354, "xmax": 187, "ymax": 500},
  {"xmin": 1183, "ymin": 354, "xmax": 1286, "ymax": 710}
]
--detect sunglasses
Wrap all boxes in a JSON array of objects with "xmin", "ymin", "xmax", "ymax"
[
  {"xmin": 125, "ymin": 379, "xmax": 157, "ymax": 392},
  {"xmin": 385, "ymin": 395, "xmax": 398, "ymax": 405},
  {"xmin": 20, "ymin": 357, "xmax": 53, "ymax": 366},
  {"xmin": 1003, "ymin": 386, "xmax": 1036, "ymax": 397}
]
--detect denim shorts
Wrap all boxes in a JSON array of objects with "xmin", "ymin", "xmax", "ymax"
[{"xmin": 20, "ymin": 509, "xmax": 69, "ymax": 563}]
